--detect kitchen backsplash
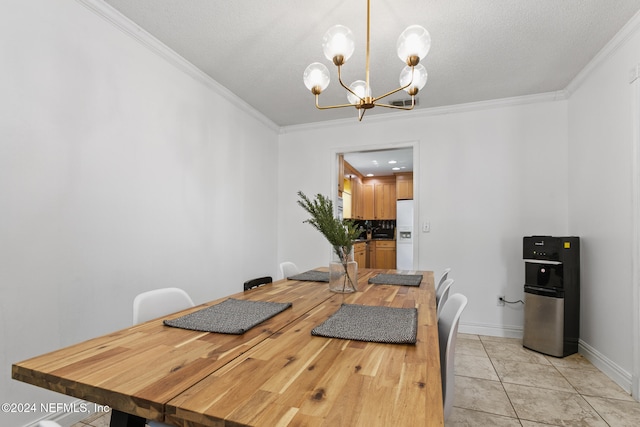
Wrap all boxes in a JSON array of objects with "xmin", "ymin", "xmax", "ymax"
[{"xmin": 353, "ymin": 220, "xmax": 396, "ymax": 240}]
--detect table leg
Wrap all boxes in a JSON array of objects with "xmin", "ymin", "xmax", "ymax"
[{"xmin": 109, "ymin": 409, "xmax": 147, "ymax": 427}]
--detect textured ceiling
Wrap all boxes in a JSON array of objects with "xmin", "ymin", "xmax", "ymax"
[{"xmin": 103, "ymin": 0, "xmax": 640, "ymax": 127}]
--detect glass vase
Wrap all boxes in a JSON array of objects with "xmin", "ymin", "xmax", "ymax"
[{"xmin": 329, "ymin": 246, "xmax": 358, "ymax": 293}]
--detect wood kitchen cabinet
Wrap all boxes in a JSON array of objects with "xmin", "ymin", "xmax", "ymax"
[
  {"xmin": 374, "ymin": 181, "xmax": 396, "ymax": 219},
  {"xmin": 362, "ymin": 177, "xmax": 396, "ymax": 220},
  {"xmin": 367, "ymin": 240, "xmax": 396, "ymax": 269},
  {"xmin": 396, "ymin": 172, "xmax": 413, "ymax": 200},
  {"xmin": 375, "ymin": 240, "xmax": 396, "ymax": 269},
  {"xmin": 363, "ymin": 182, "xmax": 375, "ymax": 219},
  {"xmin": 344, "ymin": 161, "xmax": 365, "ymax": 220},
  {"xmin": 353, "ymin": 176, "xmax": 364, "ymax": 219},
  {"xmin": 353, "ymin": 241, "xmax": 367, "ymax": 268}
]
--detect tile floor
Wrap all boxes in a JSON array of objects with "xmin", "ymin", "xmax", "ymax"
[
  {"xmin": 73, "ymin": 334, "xmax": 640, "ymax": 427},
  {"xmin": 449, "ymin": 334, "xmax": 640, "ymax": 426},
  {"xmin": 72, "ymin": 411, "xmax": 110, "ymax": 427}
]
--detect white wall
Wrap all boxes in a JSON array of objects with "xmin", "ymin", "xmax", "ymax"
[
  {"xmin": 0, "ymin": 1, "xmax": 278, "ymax": 425},
  {"xmin": 567, "ymin": 18, "xmax": 640, "ymax": 392},
  {"xmin": 279, "ymin": 99, "xmax": 569, "ymax": 336}
]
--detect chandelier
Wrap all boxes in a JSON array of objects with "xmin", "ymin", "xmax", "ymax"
[{"xmin": 303, "ymin": 0, "xmax": 431, "ymax": 121}]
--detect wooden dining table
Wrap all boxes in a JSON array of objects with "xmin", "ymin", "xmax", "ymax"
[{"xmin": 12, "ymin": 268, "xmax": 442, "ymax": 427}]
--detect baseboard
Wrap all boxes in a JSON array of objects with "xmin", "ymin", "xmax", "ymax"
[
  {"xmin": 458, "ymin": 321, "xmax": 523, "ymax": 339},
  {"xmin": 578, "ymin": 339, "xmax": 634, "ymax": 396}
]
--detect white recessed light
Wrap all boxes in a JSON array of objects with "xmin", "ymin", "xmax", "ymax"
[
  {"xmin": 392, "ymin": 167, "xmax": 400, "ymax": 171},
  {"xmin": 366, "ymin": 173, "xmax": 374, "ymax": 177},
  {"xmin": 388, "ymin": 160, "xmax": 397, "ymax": 164}
]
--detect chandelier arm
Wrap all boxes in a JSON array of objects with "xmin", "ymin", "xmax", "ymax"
[
  {"xmin": 372, "ymin": 83, "xmax": 412, "ymax": 103},
  {"xmin": 314, "ymin": 94, "xmax": 356, "ymax": 110},
  {"xmin": 374, "ymin": 99, "xmax": 417, "ymax": 111},
  {"xmin": 337, "ymin": 65, "xmax": 365, "ymax": 102},
  {"xmin": 372, "ymin": 66, "xmax": 415, "ymax": 103}
]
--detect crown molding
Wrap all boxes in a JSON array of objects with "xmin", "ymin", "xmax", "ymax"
[
  {"xmin": 280, "ymin": 90, "xmax": 568, "ymax": 134},
  {"xmin": 75, "ymin": 0, "xmax": 280, "ymax": 133},
  {"xmin": 566, "ymin": 9, "xmax": 640, "ymax": 95}
]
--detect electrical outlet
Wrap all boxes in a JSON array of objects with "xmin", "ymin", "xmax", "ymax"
[{"xmin": 497, "ymin": 295, "xmax": 505, "ymax": 306}]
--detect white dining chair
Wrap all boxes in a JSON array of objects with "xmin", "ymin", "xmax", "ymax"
[
  {"xmin": 280, "ymin": 261, "xmax": 300, "ymax": 279},
  {"xmin": 438, "ymin": 293, "xmax": 468, "ymax": 421},
  {"xmin": 133, "ymin": 288, "xmax": 196, "ymax": 427},
  {"xmin": 133, "ymin": 287, "xmax": 195, "ymax": 324},
  {"xmin": 436, "ymin": 278, "xmax": 454, "ymax": 317},
  {"xmin": 435, "ymin": 268, "xmax": 451, "ymax": 303}
]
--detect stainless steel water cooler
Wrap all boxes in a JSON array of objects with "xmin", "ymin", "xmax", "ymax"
[{"xmin": 523, "ymin": 236, "xmax": 580, "ymax": 357}]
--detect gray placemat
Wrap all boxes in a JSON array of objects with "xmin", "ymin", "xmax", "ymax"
[
  {"xmin": 163, "ymin": 298, "xmax": 292, "ymax": 334},
  {"xmin": 311, "ymin": 304, "xmax": 417, "ymax": 344},
  {"xmin": 287, "ymin": 270, "xmax": 330, "ymax": 282},
  {"xmin": 368, "ymin": 273, "xmax": 423, "ymax": 287}
]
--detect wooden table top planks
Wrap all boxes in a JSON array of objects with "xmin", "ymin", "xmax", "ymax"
[{"xmin": 12, "ymin": 269, "xmax": 442, "ymax": 426}]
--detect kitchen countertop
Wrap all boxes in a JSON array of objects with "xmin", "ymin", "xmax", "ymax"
[{"xmin": 353, "ymin": 238, "xmax": 396, "ymax": 242}]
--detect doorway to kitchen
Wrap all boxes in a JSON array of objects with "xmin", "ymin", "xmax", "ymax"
[{"xmin": 335, "ymin": 143, "xmax": 418, "ymax": 271}]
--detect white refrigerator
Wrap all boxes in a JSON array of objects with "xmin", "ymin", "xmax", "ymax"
[{"xmin": 396, "ymin": 200, "xmax": 414, "ymax": 270}]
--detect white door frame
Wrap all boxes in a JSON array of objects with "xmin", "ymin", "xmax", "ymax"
[
  {"xmin": 330, "ymin": 140, "xmax": 421, "ymax": 270},
  {"xmin": 631, "ymin": 64, "xmax": 640, "ymax": 401}
]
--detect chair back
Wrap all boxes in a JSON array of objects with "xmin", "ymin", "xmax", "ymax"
[
  {"xmin": 133, "ymin": 287, "xmax": 195, "ymax": 324},
  {"xmin": 436, "ymin": 278, "xmax": 454, "ymax": 313},
  {"xmin": 435, "ymin": 268, "xmax": 451, "ymax": 293},
  {"xmin": 280, "ymin": 262, "xmax": 300, "ymax": 279},
  {"xmin": 244, "ymin": 276, "xmax": 273, "ymax": 291},
  {"xmin": 438, "ymin": 293, "xmax": 468, "ymax": 420}
]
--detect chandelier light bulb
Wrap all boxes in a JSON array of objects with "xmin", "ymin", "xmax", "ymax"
[
  {"xmin": 303, "ymin": 62, "xmax": 330, "ymax": 94},
  {"xmin": 400, "ymin": 64, "xmax": 428, "ymax": 93},
  {"xmin": 322, "ymin": 25, "xmax": 355, "ymax": 65},
  {"xmin": 397, "ymin": 25, "xmax": 431, "ymax": 63},
  {"xmin": 347, "ymin": 80, "xmax": 371, "ymax": 105}
]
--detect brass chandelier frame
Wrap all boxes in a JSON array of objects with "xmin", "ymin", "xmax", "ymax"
[{"xmin": 310, "ymin": 0, "xmax": 423, "ymax": 121}]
